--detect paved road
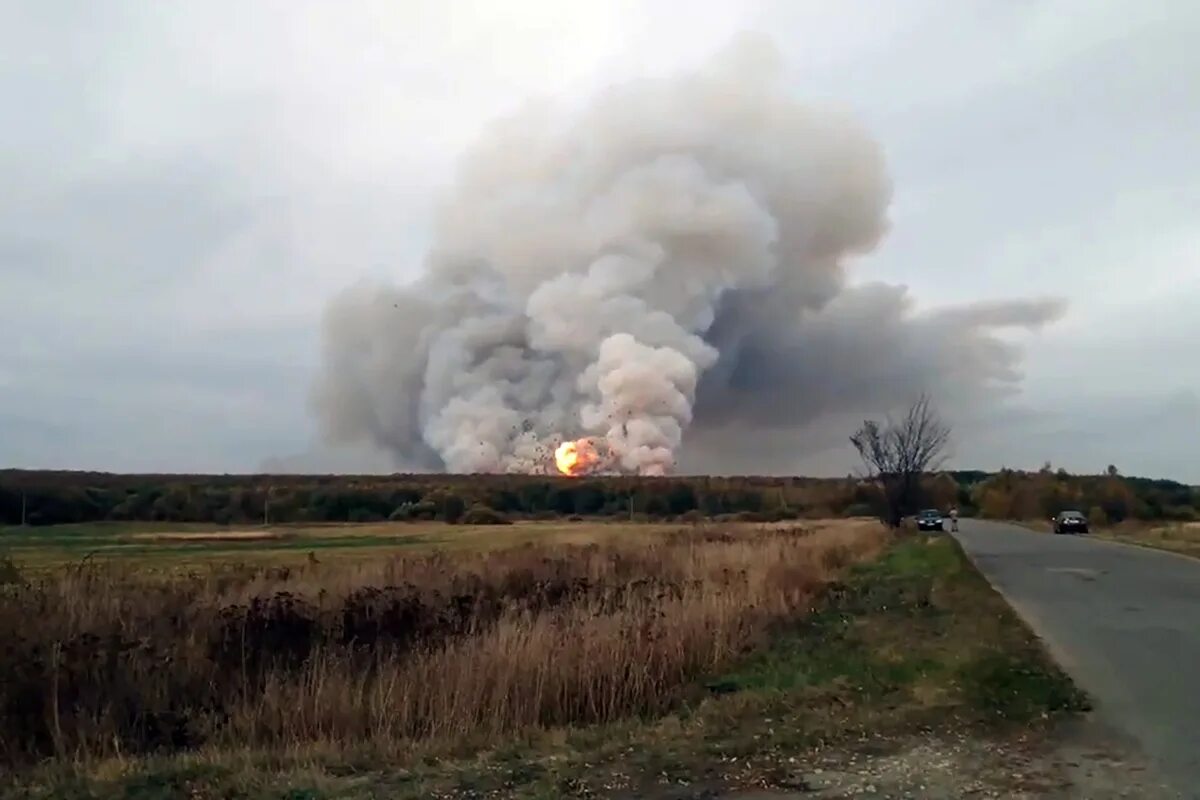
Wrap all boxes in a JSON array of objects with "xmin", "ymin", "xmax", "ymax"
[{"xmin": 954, "ymin": 519, "xmax": 1200, "ymax": 797}]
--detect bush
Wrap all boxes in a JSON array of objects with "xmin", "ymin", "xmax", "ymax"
[
  {"xmin": 390, "ymin": 501, "xmax": 437, "ymax": 521},
  {"xmin": 348, "ymin": 507, "xmax": 384, "ymax": 523},
  {"xmin": 1088, "ymin": 506, "xmax": 1108, "ymax": 527},
  {"xmin": 0, "ymin": 555, "xmax": 23, "ymax": 586},
  {"xmin": 1163, "ymin": 505, "xmax": 1197, "ymax": 522},
  {"xmin": 461, "ymin": 505, "xmax": 511, "ymax": 525},
  {"xmin": 440, "ymin": 494, "xmax": 466, "ymax": 524}
]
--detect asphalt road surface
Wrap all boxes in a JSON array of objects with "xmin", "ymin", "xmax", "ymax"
[{"xmin": 954, "ymin": 519, "xmax": 1200, "ymax": 798}]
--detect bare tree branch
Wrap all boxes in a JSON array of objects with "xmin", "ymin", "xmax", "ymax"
[{"xmin": 850, "ymin": 393, "xmax": 951, "ymax": 528}]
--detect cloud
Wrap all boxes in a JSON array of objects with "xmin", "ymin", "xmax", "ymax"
[{"xmin": 1, "ymin": 1, "xmax": 1197, "ymax": 480}]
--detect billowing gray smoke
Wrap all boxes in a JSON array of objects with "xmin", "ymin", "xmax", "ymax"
[{"xmin": 311, "ymin": 37, "xmax": 1063, "ymax": 476}]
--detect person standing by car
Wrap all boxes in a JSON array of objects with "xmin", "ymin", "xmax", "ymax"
[{"xmin": 949, "ymin": 506, "xmax": 959, "ymax": 532}]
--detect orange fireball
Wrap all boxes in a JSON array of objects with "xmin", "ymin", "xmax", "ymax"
[{"xmin": 555, "ymin": 438, "xmax": 601, "ymax": 476}]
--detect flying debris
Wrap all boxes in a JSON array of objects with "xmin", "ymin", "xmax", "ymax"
[{"xmin": 555, "ymin": 438, "xmax": 605, "ymax": 476}]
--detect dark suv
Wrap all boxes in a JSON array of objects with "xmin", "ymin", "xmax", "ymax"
[{"xmin": 1053, "ymin": 510, "xmax": 1089, "ymax": 534}]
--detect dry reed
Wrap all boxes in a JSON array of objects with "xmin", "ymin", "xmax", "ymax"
[{"xmin": 0, "ymin": 521, "xmax": 886, "ymax": 766}]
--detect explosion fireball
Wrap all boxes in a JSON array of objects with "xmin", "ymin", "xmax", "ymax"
[{"xmin": 554, "ymin": 438, "xmax": 603, "ymax": 477}]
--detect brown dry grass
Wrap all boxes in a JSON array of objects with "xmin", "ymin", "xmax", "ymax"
[
  {"xmin": 1097, "ymin": 520, "xmax": 1200, "ymax": 558},
  {"xmin": 0, "ymin": 520, "xmax": 887, "ymax": 769},
  {"xmin": 10, "ymin": 518, "xmax": 874, "ymax": 571}
]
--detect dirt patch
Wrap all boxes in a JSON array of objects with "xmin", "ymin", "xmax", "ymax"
[{"xmin": 713, "ymin": 720, "xmax": 1173, "ymax": 799}]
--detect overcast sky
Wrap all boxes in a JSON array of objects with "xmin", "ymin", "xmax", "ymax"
[{"xmin": 2, "ymin": 0, "xmax": 1197, "ymax": 481}]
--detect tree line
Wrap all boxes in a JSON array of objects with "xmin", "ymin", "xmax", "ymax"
[
  {"xmin": 967, "ymin": 464, "xmax": 1198, "ymax": 525},
  {"xmin": 1, "ymin": 465, "xmax": 1193, "ymax": 528},
  {"xmin": 0, "ymin": 470, "xmax": 876, "ymax": 527}
]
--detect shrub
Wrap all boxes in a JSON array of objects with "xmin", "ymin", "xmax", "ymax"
[
  {"xmin": 1163, "ymin": 505, "xmax": 1197, "ymax": 522},
  {"xmin": 0, "ymin": 555, "xmax": 23, "ymax": 586},
  {"xmin": 390, "ymin": 501, "xmax": 437, "ymax": 521},
  {"xmin": 461, "ymin": 504, "xmax": 511, "ymax": 525},
  {"xmin": 347, "ymin": 507, "xmax": 384, "ymax": 523},
  {"xmin": 440, "ymin": 494, "xmax": 466, "ymax": 524}
]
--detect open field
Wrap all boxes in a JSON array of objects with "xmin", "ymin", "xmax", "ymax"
[
  {"xmin": 0, "ymin": 521, "xmax": 887, "ymax": 769},
  {"xmin": 0, "ymin": 520, "xmax": 1088, "ymax": 799},
  {"xmin": 0, "ymin": 519, "xmax": 874, "ymax": 570}
]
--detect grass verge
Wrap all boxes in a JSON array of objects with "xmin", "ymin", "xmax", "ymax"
[
  {"xmin": 1095, "ymin": 521, "xmax": 1200, "ymax": 560},
  {"xmin": 1017, "ymin": 517, "xmax": 1200, "ymax": 560},
  {"xmin": 1, "ymin": 532, "xmax": 1085, "ymax": 800}
]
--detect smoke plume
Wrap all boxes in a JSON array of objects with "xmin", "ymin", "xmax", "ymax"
[{"xmin": 312, "ymin": 37, "xmax": 1063, "ymax": 475}]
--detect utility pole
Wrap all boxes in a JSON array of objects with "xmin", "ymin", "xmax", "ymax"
[
  {"xmin": 629, "ymin": 490, "xmax": 635, "ymax": 522},
  {"xmin": 263, "ymin": 485, "xmax": 271, "ymax": 527},
  {"xmin": 21, "ymin": 492, "xmax": 27, "ymax": 526}
]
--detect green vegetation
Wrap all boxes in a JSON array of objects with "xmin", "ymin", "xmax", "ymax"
[
  {"xmin": 0, "ymin": 470, "xmax": 867, "ymax": 528},
  {"xmin": 713, "ymin": 535, "xmax": 1085, "ymax": 725},
  {"xmin": 3, "ymin": 466, "xmax": 1193, "ymax": 533},
  {"xmin": 1, "ymin": 530, "xmax": 1085, "ymax": 799}
]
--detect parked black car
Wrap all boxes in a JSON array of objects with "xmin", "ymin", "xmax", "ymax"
[
  {"xmin": 916, "ymin": 509, "xmax": 945, "ymax": 531},
  {"xmin": 1053, "ymin": 510, "xmax": 1089, "ymax": 534}
]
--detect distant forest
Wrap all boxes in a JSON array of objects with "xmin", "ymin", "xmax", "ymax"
[{"xmin": 1, "ymin": 467, "xmax": 1195, "ymax": 527}]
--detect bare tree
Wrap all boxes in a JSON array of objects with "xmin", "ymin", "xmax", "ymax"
[{"xmin": 850, "ymin": 394, "xmax": 951, "ymax": 528}]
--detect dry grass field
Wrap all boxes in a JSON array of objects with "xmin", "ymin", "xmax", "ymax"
[
  {"xmin": 0, "ymin": 519, "xmax": 1087, "ymax": 799},
  {"xmin": 0, "ymin": 521, "xmax": 884, "ymax": 763},
  {"xmin": 1097, "ymin": 520, "xmax": 1200, "ymax": 558},
  {"xmin": 0, "ymin": 518, "xmax": 876, "ymax": 570}
]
